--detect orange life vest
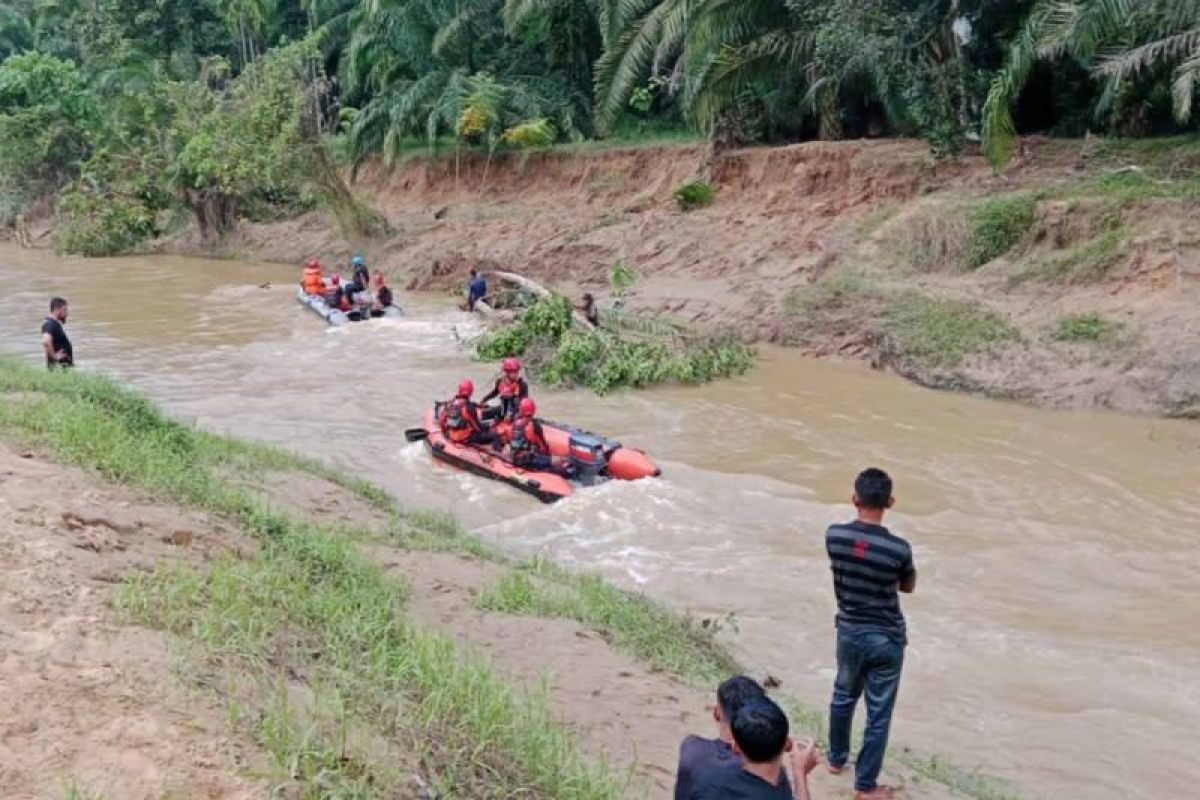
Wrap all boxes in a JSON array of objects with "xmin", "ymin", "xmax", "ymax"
[
  {"xmin": 509, "ymin": 416, "xmax": 547, "ymax": 455},
  {"xmin": 440, "ymin": 398, "xmax": 476, "ymax": 443},
  {"xmin": 302, "ymin": 265, "xmax": 324, "ymax": 295},
  {"xmin": 497, "ymin": 376, "xmax": 522, "ymax": 399}
]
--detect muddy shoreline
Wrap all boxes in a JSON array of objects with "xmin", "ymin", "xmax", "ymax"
[{"xmin": 141, "ymin": 137, "xmax": 1200, "ymax": 420}]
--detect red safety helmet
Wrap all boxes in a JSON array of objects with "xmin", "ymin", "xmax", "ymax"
[
  {"xmin": 519, "ymin": 397, "xmax": 536, "ymax": 417},
  {"xmin": 457, "ymin": 379, "xmax": 475, "ymax": 398},
  {"xmin": 305, "ymin": 258, "xmax": 320, "ymax": 269},
  {"xmin": 502, "ymin": 357, "xmax": 521, "ymax": 373}
]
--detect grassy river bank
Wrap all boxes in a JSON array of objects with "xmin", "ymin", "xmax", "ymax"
[{"xmin": 0, "ymin": 357, "xmax": 1023, "ymax": 799}]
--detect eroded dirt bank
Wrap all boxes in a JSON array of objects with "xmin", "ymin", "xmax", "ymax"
[
  {"xmin": 0, "ymin": 441, "xmax": 264, "ymax": 799},
  {"xmin": 166, "ymin": 137, "xmax": 1200, "ymax": 417}
]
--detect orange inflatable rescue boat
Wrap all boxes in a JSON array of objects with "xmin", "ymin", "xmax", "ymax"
[{"xmin": 410, "ymin": 404, "xmax": 661, "ymax": 503}]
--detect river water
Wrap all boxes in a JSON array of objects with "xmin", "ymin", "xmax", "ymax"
[{"xmin": 2, "ymin": 245, "xmax": 1198, "ymax": 799}]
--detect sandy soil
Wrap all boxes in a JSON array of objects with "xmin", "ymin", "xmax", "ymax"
[
  {"xmin": 161, "ymin": 137, "xmax": 1200, "ymax": 417},
  {"xmin": 0, "ymin": 442, "xmax": 264, "ymax": 800}
]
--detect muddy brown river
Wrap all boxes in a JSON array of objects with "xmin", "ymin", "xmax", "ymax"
[{"xmin": 2, "ymin": 245, "xmax": 1198, "ymax": 799}]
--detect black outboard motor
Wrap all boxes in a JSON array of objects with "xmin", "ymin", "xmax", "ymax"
[{"xmin": 568, "ymin": 432, "xmax": 607, "ymax": 486}]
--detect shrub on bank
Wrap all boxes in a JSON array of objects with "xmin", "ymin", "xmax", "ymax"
[
  {"xmin": 477, "ymin": 294, "xmax": 755, "ymax": 393},
  {"xmin": 55, "ymin": 189, "xmax": 158, "ymax": 257},
  {"xmin": 966, "ymin": 194, "xmax": 1035, "ymax": 269},
  {"xmin": 1052, "ymin": 312, "xmax": 1123, "ymax": 343},
  {"xmin": 674, "ymin": 179, "xmax": 716, "ymax": 211}
]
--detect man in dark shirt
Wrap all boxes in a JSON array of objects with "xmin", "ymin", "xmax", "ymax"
[
  {"xmin": 695, "ymin": 698, "xmax": 818, "ymax": 800},
  {"xmin": 675, "ymin": 676, "xmax": 774, "ymax": 800},
  {"xmin": 465, "ymin": 268, "xmax": 487, "ymax": 311},
  {"xmin": 41, "ymin": 297, "xmax": 73, "ymax": 369},
  {"xmin": 825, "ymin": 468, "xmax": 917, "ymax": 800}
]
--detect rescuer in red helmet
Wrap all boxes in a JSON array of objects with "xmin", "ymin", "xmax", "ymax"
[
  {"xmin": 508, "ymin": 397, "xmax": 562, "ymax": 474},
  {"xmin": 438, "ymin": 379, "xmax": 496, "ymax": 446},
  {"xmin": 481, "ymin": 357, "xmax": 529, "ymax": 421}
]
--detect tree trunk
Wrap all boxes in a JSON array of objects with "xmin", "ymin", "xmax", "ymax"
[
  {"xmin": 184, "ymin": 188, "xmax": 239, "ymax": 241},
  {"xmin": 308, "ymin": 143, "xmax": 388, "ymax": 238}
]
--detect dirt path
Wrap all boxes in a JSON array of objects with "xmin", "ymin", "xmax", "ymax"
[
  {"xmin": 370, "ymin": 547, "xmax": 958, "ymax": 800},
  {"xmin": 0, "ymin": 442, "xmax": 265, "ymax": 800}
]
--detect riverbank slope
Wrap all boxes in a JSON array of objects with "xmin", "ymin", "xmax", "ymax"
[
  {"xmin": 0, "ymin": 358, "xmax": 1016, "ymax": 799},
  {"xmin": 159, "ymin": 136, "xmax": 1200, "ymax": 418}
]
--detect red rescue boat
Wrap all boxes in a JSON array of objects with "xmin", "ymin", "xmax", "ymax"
[{"xmin": 415, "ymin": 405, "xmax": 660, "ymax": 503}]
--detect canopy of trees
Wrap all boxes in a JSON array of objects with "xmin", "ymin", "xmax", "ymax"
[{"xmin": 1, "ymin": 0, "xmax": 1197, "ymax": 252}]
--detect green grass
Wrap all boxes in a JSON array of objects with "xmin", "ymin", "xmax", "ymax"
[
  {"xmin": 119, "ymin": 531, "xmax": 617, "ymax": 798},
  {"xmin": 478, "ymin": 559, "xmax": 741, "ymax": 685},
  {"xmin": 1086, "ymin": 135, "xmax": 1200, "ymax": 179},
  {"xmin": 1052, "ymin": 312, "xmax": 1124, "ymax": 344},
  {"xmin": 1013, "ymin": 228, "xmax": 1126, "ymax": 285},
  {"xmin": 0, "ymin": 358, "xmax": 618, "ymax": 798},
  {"xmin": 898, "ymin": 752, "xmax": 1026, "ymax": 800},
  {"xmin": 63, "ymin": 783, "xmax": 105, "ymax": 800},
  {"xmin": 884, "ymin": 292, "xmax": 1019, "ymax": 369},
  {"xmin": 967, "ymin": 194, "xmax": 1036, "ymax": 269}
]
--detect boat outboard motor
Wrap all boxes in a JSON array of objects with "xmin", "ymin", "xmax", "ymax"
[{"xmin": 568, "ymin": 432, "xmax": 607, "ymax": 485}]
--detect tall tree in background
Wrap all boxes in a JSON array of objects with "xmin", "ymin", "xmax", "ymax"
[{"xmin": 344, "ymin": 0, "xmax": 587, "ymax": 168}]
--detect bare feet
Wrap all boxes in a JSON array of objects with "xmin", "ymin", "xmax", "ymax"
[{"xmin": 854, "ymin": 785, "xmax": 898, "ymax": 800}]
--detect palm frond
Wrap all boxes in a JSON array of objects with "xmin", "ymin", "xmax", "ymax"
[
  {"xmin": 1172, "ymin": 47, "xmax": 1200, "ymax": 122},
  {"xmin": 982, "ymin": 0, "xmax": 1063, "ymax": 167},
  {"xmin": 594, "ymin": 0, "xmax": 688, "ymax": 129},
  {"xmin": 432, "ymin": 5, "xmax": 481, "ymax": 58},
  {"xmin": 1096, "ymin": 27, "xmax": 1200, "ymax": 77}
]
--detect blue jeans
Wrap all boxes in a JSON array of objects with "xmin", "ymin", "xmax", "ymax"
[{"xmin": 828, "ymin": 628, "xmax": 905, "ymax": 792}]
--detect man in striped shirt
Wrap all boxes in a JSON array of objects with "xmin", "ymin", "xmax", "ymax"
[{"xmin": 825, "ymin": 468, "xmax": 917, "ymax": 800}]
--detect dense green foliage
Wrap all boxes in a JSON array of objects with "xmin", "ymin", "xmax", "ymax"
[
  {"xmin": 2, "ymin": 0, "xmax": 1199, "ymax": 250},
  {"xmin": 477, "ymin": 294, "xmax": 755, "ymax": 393}
]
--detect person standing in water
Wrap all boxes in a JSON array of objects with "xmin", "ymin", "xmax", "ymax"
[
  {"xmin": 41, "ymin": 297, "xmax": 73, "ymax": 369},
  {"xmin": 825, "ymin": 468, "xmax": 916, "ymax": 800},
  {"xmin": 465, "ymin": 267, "xmax": 488, "ymax": 312}
]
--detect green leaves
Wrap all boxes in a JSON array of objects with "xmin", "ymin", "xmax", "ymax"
[
  {"xmin": 983, "ymin": 0, "xmax": 1200, "ymax": 168},
  {"xmin": 476, "ymin": 293, "xmax": 754, "ymax": 394}
]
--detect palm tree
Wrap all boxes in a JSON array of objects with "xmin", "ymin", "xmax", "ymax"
[
  {"xmin": 345, "ymin": 0, "xmax": 585, "ymax": 168},
  {"xmin": 982, "ymin": 0, "xmax": 1200, "ymax": 167}
]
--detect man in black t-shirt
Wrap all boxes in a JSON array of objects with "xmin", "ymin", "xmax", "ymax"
[
  {"xmin": 695, "ymin": 698, "xmax": 818, "ymax": 800},
  {"xmin": 675, "ymin": 676, "xmax": 788, "ymax": 800},
  {"xmin": 824, "ymin": 468, "xmax": 917, "ymax": 800},
  {"xmin": 41, "ymin": 297, "xmax": 73, "ymax": 369}
]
